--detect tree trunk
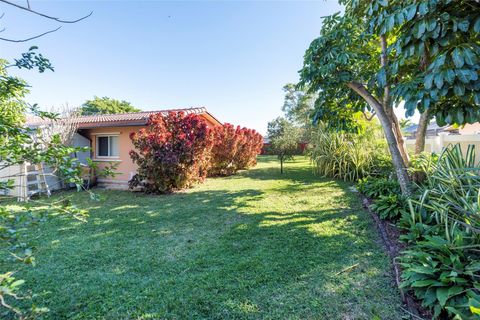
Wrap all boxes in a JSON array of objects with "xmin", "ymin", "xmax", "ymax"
[
  {"xmin": 347, "ymin": 82, "xmax": 411, "ymax": 196},
  {"xmin": 389, "ymin": 112, "xmax": 410, "ymax": 166},
  {"xmin": 412, "ymin": 109, "xmax": 432, "ymax": 183},
  {"xmin": 280, "ymin": 157, "xmax": 284, "ymax": 174},
  {"xmin": 414, "ymin": 109, "xmax": 431, "ymax": 154},
  {"xmin": 380, "ymin": 35, "xmax": 409, "ymax": 168}
]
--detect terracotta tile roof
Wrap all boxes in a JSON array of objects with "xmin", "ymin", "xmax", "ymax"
[{"xmin": 26, "ymin": 107, "xmax": 222, "ymax": 129}]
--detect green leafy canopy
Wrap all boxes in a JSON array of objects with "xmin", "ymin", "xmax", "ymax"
[
  {"xmin": 267, "ymin": 117, "xmax": 301, "ymax": 161},
  {"xmin": 299, "ymin": 0, "xmax": 480, "ymax": 129},
  {"xmin": 80, "ymin": 96, "xmax": 140, "ymax": 115}
]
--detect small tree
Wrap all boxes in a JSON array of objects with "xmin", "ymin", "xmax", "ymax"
[
  {"xmin": 129, "ymin": 112, "xmax": 214, "ymax": 193},
  {"xmin": 80, "ymin": 96, "xmax": 140, "ymax": 115},
  {"xmin": 39, "ymin": 104, "xmax": 80, "ymax": 146},
  {"xmin": 267, "ymin": 117, "xmax": 301, "ymax": 174}
]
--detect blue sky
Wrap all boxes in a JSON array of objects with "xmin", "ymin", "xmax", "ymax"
[{"xmin": 2, "ymin": 0, "xmax": 343, "ymax": 134}]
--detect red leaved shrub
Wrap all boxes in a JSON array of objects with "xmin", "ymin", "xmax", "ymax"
[
  {"xmin": 209, "ymin": 124, "xmax": 263, "ymax": 176},
  {"xmin": 129, "ymin": 112, "xmax": 214, "ymax": 193},
  {"xmin": 209, "ymin": 123, "xmax": 241, "ymax": 176},
  {"xmin": 233, "ymin": 127, "xmax": 263, "ymax": 170}
]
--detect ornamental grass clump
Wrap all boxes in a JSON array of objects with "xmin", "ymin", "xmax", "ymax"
[{"xmin": 311, "ymin": 121, "xmax": 391, "ymax": 182}]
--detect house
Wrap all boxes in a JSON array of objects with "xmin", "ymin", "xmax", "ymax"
[
  {"xmin": 403, "ymin": 121, "xmax": 480, "ymax": 140},
  {"xmin": 445, "ymin": 123, "xmax": 480, "ymax": 135},
  {"xmin": 403, "ymin": 121, "xmax": 454, "ymax": 139},
  {"xmin": 27, "ymin": 107, "xmax": 222, "ymax": 190}
]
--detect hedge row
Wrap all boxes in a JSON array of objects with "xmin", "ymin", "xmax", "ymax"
[{"xmin": 129, "ymin": 112, "xmax": 262, "ymax": 193}]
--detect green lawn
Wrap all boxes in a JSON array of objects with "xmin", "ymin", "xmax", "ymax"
[{"xmin": 3, "ymin": 156, "xmax": 404, "ymax": 319}]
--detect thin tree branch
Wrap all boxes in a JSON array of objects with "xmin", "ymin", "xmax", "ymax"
[
  {"xmin": 347, "ymin": 81, "xmax": 383, "ymax": 109},
  {"xmin": 379, "ymin": 35, "xmax": 409, "ymax": 165},
  {"xmin": 0, "ymin": 26, "xmax": 61, "ymax": 42},
  {"xmin": 362, "ymin": 110, "xmax": 376, "ymax": 121},
  {"xmin": 0, "ymin": 0, "xmax": 92, "ymax": 23},
  {"xmin": 380, "ymin": 35, "xmax": 390, "ymax": 111}
]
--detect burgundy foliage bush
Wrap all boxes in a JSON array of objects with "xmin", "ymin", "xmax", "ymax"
[
  {"xmin": 129, "ymin": 114, "xmax": 263, "ymax": 193},
  {"xmin": 209, "ymin": 124, "xmax": 263, "ymax": 176},
  {"xmin": 232, "ymin": 127, "xmax": 263, "ymax": 170},
  {"xmin": 209, "ymin": 123, "xmax": 241, "ymax": 176},
  {"xmin": 129, "ymin": 112, "xmax": 214, "ymax": 193}
]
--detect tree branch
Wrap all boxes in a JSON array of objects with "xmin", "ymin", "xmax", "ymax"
[
  {"xmin": 348, "ymin": 81, "xmax": 411, "ymax": 195},
  {"xmin": 0, "ymin": 26, "xmax": 61, "ymax": 42},
  {"xmin": 0, "ymin": 0, "xmax": 92, "ymax": 23},
  {"xmin": 347, "ymin": 81, "xmax": 383, "ymax": 110},
  {"xmin": 380, "ymin": 35, "xmax": 390, "ymax": 110},
  {"xmin": 362, "ymin": 110, "xmax": 376, "ymax": 121},
  {"xmin": 379, "ymin": 35, "xmax": 409, "ymax": 165}
]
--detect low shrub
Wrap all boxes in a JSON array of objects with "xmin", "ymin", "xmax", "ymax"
[
  {"xmin": 400, "ymin": 144, "xmax": 480, "ymax": 318},
  {"xmin": 401, "ymin": 233, "xmax": 480, "ymax": 319},
  {"xmin": 357, "ymin": 177, "xmax": 401, "ymax": 199},
  {"xmin": 129, "ymin": 112, "xmax": 214, "ymax": 193},
  {"xmin": 369, "ymin": 194, "xmax": 407, "ymax": 221},
  {"xmin": 311, "ymin": 121, "xmax": 392, "ymax": 182}
]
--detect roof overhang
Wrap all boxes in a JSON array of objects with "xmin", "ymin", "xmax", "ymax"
[{"xmin": 26, "ymin": 107, "xmax": 222, "ymax": 129}]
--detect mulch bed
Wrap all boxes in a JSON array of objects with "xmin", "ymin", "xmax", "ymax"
[{"xmin": 360, "ymin": 195, "xmax": 431, "ymax": 320}]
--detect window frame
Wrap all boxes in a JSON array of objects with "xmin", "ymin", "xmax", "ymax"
[{"xmin": 95, "ymin": 134, "xmax": 120, "ymax": 159}]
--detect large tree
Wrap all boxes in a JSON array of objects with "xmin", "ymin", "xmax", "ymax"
[
  {"xmin": 80, "ymin": 96, "xmax": 140, "ymax": 115},
  {"xmin": 299, "ymin": 0, "xmax": 480, "ymax": 195},
  {"xmin": 281, "ymin": 83, "xmax": 316, "ymax": 143},
  {"xmin": 0, "ymin": 0, "xmax": 91, "ymax": 42},
  {"xmin": 282, "ymin": 83, "xmax": 316, "ymax": 127}
]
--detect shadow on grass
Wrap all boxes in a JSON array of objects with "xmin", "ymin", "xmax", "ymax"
[{"xmin": 6, "ymin": 160, "xmax": 403, "ymax": 320}]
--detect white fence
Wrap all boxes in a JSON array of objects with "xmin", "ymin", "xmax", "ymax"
[{"xmin": 405, "ymin": 134, "xmax": 480, "ymax": 161}]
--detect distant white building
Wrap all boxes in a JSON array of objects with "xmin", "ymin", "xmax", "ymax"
[{"xmin": 403, "ymin": 121, "xmax": 457, "ymax": 139}]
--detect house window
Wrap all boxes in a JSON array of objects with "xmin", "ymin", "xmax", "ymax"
[{"xmin": 96, "ymin": 135, "xmax": 119, "ymax": 158}]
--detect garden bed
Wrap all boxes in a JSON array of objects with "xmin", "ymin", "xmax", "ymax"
[{"xmin": 361, "ymin": 196, "xmax": 430, "ymax": 319}]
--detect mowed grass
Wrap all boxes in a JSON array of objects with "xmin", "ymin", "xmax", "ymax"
[{"xmin": 2, "ymin": 156, "xmax": 404, "ymax": 319}]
